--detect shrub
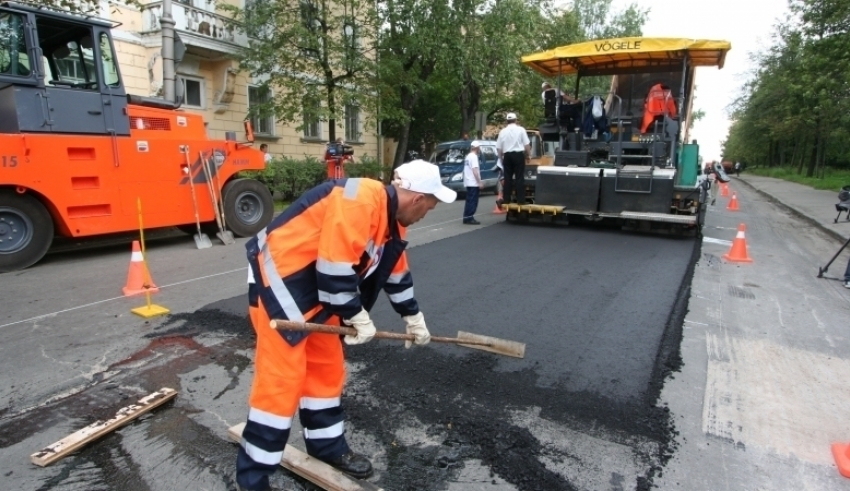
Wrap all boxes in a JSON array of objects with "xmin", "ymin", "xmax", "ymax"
[
  {"xmin": 345, "ymin": 154, "xmax": 382, "ymax": 179},
  {"xmin": 272, "ymin": 156, "xmax": 327, "ymax": 200},
  {"xmin": 240, "ymin": 154, "xmax": 396, "ymax": 201}
]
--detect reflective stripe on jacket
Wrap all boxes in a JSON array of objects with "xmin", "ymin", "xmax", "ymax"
[{"xmin": 246, "ymin": 178, "xmax": 418, "ymax": 346}]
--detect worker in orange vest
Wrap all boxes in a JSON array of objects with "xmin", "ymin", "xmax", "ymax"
[
  {"xmin": 236, "ymin": 161, "xmax": 456, "ymax": 491},
  {"xmin": 641, "ymin": 83, "xmax": 678, "ymax": 134}
]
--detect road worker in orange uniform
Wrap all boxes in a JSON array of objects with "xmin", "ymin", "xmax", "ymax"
[
  {"xmin": 236, "ymin": 160, "xmax": 457, "ymax": 491},
  {"xmin": 640, "ymin": 83, "xmax": 678, "ymax": 134}
]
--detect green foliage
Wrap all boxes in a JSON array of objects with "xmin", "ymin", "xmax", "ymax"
[
  {"xmin": 242, "ymin": 156, "xmax": 327, "ymax": 200},
  {"xmin": 275, "ymin": 156, "xmax": 328, "ymax": 200},
  {"xmin": 221, "ymin": 0, "xmax": 379, "ymax": 142},
  {"xmin": 225, "ymin": 0, "xmax": 647, "ymax": 166},
  {"xmin": 388, "ymin": 0, "xmax": 647, "ymax": 161},
  {"xmin": 747, "ymin": 166, "xmax": 850, "ymax": 192},
  {"xmin": 345, "ymin": 154, "xmax": 391, "ymax": 181},
  {"xmin": 723, "ymin": 0, "xmax": 850, "ymax": 176}
]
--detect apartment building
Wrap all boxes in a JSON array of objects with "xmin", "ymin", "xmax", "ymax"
[{"xmin": 100, "ymin": 0, "xmax": 380, "ymax": 162}]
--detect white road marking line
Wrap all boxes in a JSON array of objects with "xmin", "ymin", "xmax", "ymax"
[
  {"xmin": 6, "ymin": 207, "xmax": 501, "ymax": 328},
  {"xmin": 702, "ymin": 236, "xmax": 732, "ymax": 247},
  {"xmin": 0, "ymin": 267, "xmax": 247, "ymax": 330}
]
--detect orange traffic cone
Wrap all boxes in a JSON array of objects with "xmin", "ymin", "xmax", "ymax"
[
  {"xmin": 493, "ymin": 193, "xmax": 506, "ymax": 214},
  {"xmin": 727, "ymin": 192, "xmax": 740, "ymax": 211},
  {"xmin": 720, "ymin": 182, "xmax": 730, "ymax": 197},
  {"xmin": 722, "ymin": 223, "xmax": 753, "ymax": 263},
  {"xmin": 832, "ymin": 442, "xmax": 850, "ymax": 478},
  {"xmin": 122, "ymin": 240, "xmax": 159, "ymax": 296}
]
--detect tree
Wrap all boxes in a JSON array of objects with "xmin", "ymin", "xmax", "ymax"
[
  {"xmin": 569, "ymin": 0, "xmax": 648, "ymax": 98},
  {"xmin": 449, "ymin": 0, "xmax": 548, "ymax": 137},
  {"xmin": 377, "ymin": 0, "xmax": 459, "ymax": 167},
  {"xmin": 445, "ymin": 0, "xmax": 647, "ymax": 143},
  {"xmin": 224, "ymin": 0, "xmax": 379, "ymax": 142},
  {"xmin": 722, "ymin": 0, "xmax": 850, "ymax": 173}
]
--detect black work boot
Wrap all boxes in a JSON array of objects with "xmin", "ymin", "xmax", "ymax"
[{"xmin": 325, "ymin": 451, "xmax": 373, "ymax": 479}]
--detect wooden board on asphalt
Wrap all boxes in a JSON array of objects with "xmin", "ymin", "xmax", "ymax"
[
  {"xmin": 227, "ymin": 422, "xmax": 384, "ymax": 491},
  {"xmin": 30, "ymin": 387, "xmax": 178, "ymax": 466}
]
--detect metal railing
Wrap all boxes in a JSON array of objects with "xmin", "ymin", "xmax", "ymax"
[{"xmin": 142, "ymin": 1, "xmax": 247, "ymax": 46}]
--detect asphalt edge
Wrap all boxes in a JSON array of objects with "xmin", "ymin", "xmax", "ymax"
[{"xmin": 735, "ymin": 177, "xmax": 847, "ymax": 244}]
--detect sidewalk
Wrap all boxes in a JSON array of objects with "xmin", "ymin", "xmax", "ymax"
[
  {"xmin": 657, "ymin": 173, "xmax": 850, "ymax": 490},
  {"xmin": 736, "ymin": 174, "xmax": 850, "ymax": 243}
]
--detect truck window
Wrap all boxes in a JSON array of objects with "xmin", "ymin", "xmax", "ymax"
[
  {"xmin": 99, "ymin": 32, "xmax": 119, "ymax": 87},
  {"xmin": 0, "ymin": 12, "xmax": 31, "ymax": 77},
  {"xmin": 37, "ymin": 15, "xmax": 99, "ymax": 89}
]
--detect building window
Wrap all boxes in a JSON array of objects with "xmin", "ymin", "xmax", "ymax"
[
  {"xmin": 299, "ymin": 0, "xmax": 323, "ymax": 59},
  {"xmin": 343, "ymin": 22, "xmax": 358, "ymax": 49},
  {"xmin": 303, "ymin": 98, "xmax": 321, "ymax": 139},
  {"xmin": 248, "ymin": 85, "xmax": 274, "ymax": 135},
  {"xmin": 345, "ymin": 104, "xmax": 360, "ymax": 142},
  {"xmin": 342, "ymin": 21, "xmax": 359, "ymax": 69},
  {"xmin": 179, "ymin": 75, "xmax": 204, "ymax": 108}
]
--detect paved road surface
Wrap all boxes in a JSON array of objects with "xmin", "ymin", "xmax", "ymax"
[{"xmin": 3, "ymin": 179, "xmax": 847, "ymax": 490}]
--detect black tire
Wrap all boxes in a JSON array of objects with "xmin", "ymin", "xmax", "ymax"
[
  {"xmin": 0, "ymin": 191, "xmax": 54, "ymax": 273},
  {"xmin": 221, "ymin": 178, "xmax": 274, "ymax": 237}
]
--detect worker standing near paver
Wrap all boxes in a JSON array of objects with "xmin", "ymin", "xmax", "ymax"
[
  {"xmin": 496, "ymin": 112, "xmax": 531, "ymax": 206},
  {"xmin": 236, "ymin": 160, "xmax": 457, "ymax": 491}
]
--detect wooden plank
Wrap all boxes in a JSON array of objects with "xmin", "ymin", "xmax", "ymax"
[
  {"xmin": 30, "ymin": 387, "xmax": 178, "ymax": 467},
  {"xmin": 227, "ymin": 423, "xmax": 383, "ymax": 491}
]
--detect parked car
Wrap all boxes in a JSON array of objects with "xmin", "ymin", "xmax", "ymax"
[{"xmin": 430, "ymin": 140, "xmax": 500, "ymax": 197}]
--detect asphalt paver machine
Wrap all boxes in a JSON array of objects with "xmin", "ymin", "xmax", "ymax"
[{"xmin": 509, "ymin": 37, "xmax": 731, "ymax": 236}]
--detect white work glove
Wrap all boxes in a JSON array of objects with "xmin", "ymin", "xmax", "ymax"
[
  {"xmin": 342, "ymin": 309, "xmax": 376, "ymax": 345},
  {"xmin": 403, "ymin": 312, "xmax": 430, "ymax": 349}
]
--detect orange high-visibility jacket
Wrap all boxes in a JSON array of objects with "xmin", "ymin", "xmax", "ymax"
[
  {"xmin": 641, "ymin": 83, "xmax": 678, "ymax": 134},
  {"xmin": 246, "ymin": 178, "xmax": 417, "ymax": 346}
]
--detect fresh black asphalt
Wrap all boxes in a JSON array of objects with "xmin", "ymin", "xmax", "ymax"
[{"xmin": 1, "ymin": 221, "xmax": 698, "ymax": 490}]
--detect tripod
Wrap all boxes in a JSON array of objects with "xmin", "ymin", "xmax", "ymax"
[{"xmin": 817, "ymin": 235, "xmax": 850, "ymax": 278}]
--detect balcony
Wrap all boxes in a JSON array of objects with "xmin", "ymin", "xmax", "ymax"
[{"xmin": 142, "ymin": 1, "xmax": 247, "ymax": 58}]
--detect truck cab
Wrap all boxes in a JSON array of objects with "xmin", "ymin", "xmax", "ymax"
[{"xmin": 0, "ymin": 3, "xmax": 131, "ymax": 136}]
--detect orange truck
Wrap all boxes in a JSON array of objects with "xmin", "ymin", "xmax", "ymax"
[{"xmin": 0, "ymin": 2, "xmax": 273, "ymax": 272}]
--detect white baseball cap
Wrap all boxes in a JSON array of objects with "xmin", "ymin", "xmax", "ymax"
[
  {"xmin": 541, "ymin": 82, "xmax": 549, "ymax": 89},
  {"xmin": 470, "ymin": 141, "xmax": 480, "ymax": 148},
  {"xmin": 395, "ymin": 160, "xmax": 457, "ymax": 203},
  {"xmin": 506, "ymin": 112, "xmax": 517, "ymax": 120}
]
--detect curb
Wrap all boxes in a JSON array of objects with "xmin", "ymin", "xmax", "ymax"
[{"xmin": 736, "ymin": 177, "xmax": 847, "ymax": 244}]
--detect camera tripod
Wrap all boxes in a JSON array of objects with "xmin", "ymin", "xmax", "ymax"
[{"xmin": 817, "ymin": 235, "xmax": 850, "ymax": 278}]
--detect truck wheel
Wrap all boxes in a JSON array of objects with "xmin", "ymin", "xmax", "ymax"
[
  {"xmin": 0, "ymin": 191, "xmax": 54, "ymax": 273},
  {"xmin": 221, "ymin": 179, "xmax": 274, "ymax": 237}
]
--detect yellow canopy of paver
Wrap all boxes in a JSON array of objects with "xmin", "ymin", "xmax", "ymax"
[{"xmin": 521, "ymin": 37, "xmax": 732, "ymax": 77}]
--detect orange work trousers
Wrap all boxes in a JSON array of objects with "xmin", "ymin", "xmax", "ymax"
[{"xmin": 236, "ymin": 300, "xmax": 349, "ymax": 491}]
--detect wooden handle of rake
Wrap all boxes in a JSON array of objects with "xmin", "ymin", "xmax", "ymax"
[{"xmin": 269, "ymin": 319, "xmax": 494, "ymax": 347}]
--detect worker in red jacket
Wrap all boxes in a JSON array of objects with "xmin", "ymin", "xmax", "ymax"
[
  {"xmin": 641, "ymin": 83, "xmax": 678, "ymax": 134},
  {"xmin": 236, "ymin": 160, "xmax": 456, "ymax": 491}
]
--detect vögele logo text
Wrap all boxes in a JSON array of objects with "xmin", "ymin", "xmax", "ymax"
[{"xmin": 594, "ymin": 40, "xmax": 642, "ymax": 52}]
